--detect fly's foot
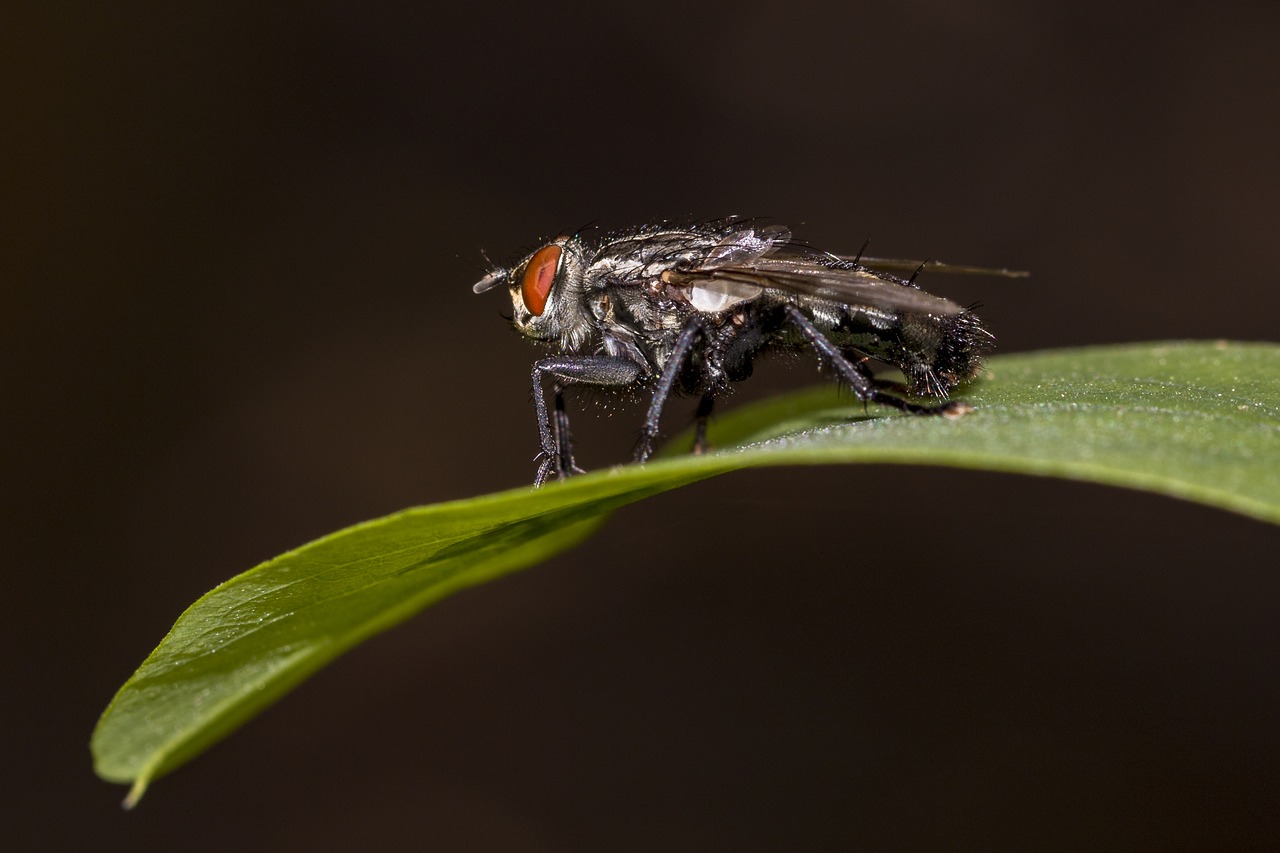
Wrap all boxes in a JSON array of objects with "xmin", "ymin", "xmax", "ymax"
[
  {"xmin": 533, "ymin": 454, "xmax": 584, "ymax": 488},
  {"xmin": 939, "ymin": 400, "xmax": 974, "ymax": 419},
  {"xmin": 691, "ymin": 422, "xmax": 710, "ymax": 456},
  {"xmin": 633, "ymin": 431, "xmax": 658, "ymax": 464},
  {"xmin": 691, "ymin": 395, "xmax": 715, "ymax": 455}
]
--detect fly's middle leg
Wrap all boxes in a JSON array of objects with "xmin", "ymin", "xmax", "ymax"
[
  {"xmin": 634, "ymin": 316, "xmax": 703, "ymax": 463},
  {"xmin": 692, "ymin": 394, "xmax": 715, "ymax": 455}
]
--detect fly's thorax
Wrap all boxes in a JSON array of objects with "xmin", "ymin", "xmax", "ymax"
[{"xmin": 507, "ymin": 236, "xmax": 595, "ymax": 350}]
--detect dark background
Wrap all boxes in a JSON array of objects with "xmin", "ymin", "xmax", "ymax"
[{"xmin": 6, "ymin": 2, "xmax": 1279, "ymax": 849}]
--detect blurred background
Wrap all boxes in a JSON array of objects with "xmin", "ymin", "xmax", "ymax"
[{"xmin": 5, "ymin": 1, "xmax": 1279, "ymax": 849}]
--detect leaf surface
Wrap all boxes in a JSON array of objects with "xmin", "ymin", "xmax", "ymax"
[{"xmin": 92, "ymin": 341, "xmax": 1280, "ymax": 804}]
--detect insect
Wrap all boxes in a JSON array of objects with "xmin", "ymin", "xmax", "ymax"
[{"xmin": 473, "ymin": 219, "xmax": 1022, "ymax": 486}]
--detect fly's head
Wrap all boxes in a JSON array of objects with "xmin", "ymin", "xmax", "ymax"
[{"xmin": 473, "ymin": 235, "xmax": 595, "ymax": 350}]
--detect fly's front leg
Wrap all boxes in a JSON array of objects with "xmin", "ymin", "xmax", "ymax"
[
  {"xmin": 634, "ymin": 316, "xmax": 703, "ymax": 463},
  {"xmin": 783, "ymin": 305, "xmax": 970, "ymax": 417},
  {"xmin": 532, "ymin": 355, "xmax": 644, "ymax": 487}
]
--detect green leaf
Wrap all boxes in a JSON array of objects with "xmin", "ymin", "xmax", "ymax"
[{"xmin": 92, "ymin": 341, "xmax": 1280, "ymax": 805}]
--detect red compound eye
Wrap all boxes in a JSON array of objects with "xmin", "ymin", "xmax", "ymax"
[{"xmin": 520, "ymin": 244, "xmax": 561, "ymax": 316}]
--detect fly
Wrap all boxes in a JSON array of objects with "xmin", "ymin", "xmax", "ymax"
[{"xmin": 473, "ymin": 219, "xmax": 1025, "ymax": 486}]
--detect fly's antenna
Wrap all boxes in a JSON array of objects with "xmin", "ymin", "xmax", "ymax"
[
  {"xmin": 471, "ymin": 247, "xmax": 508, "ymax": 294},
  {"xmin": 462, "ymin": 248, "xmax": 499, "ymax": 278}
]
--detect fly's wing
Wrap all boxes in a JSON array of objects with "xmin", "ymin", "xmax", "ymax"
[
  {"xmin": 668, "ymin": 255, "xmax": 969, "ymax": 317},
  {"xmin": 585, "ymin": 220, "xmax": 794, "ymax": 298},
  {"xmin": 700, "ymin": 223, "xmax": 793, "ymax": 268},
  {"xmin": 836, "ymin": 256, "xmax": 1029, "ymax": 279}
]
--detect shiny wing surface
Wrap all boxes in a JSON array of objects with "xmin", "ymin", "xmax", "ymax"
[{"xmin": 670, "ymin": 255, "xmax": 968, "ymax": 316}]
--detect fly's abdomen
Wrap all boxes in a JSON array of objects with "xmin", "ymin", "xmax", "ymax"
[
  {"xmin": 823, "ymin": 305, "xmax": 990, "ymax": 398},
  {"xmin": 893, "ymin": 310, "xmax": 990, "ymax": 397}
]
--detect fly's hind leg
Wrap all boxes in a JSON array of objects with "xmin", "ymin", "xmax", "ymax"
[
  {"xmin": 842, "ymin": 350, "xmax": 909, "ymax": 396},
  {"xmin": 784, "ymin": 305, "xmax": 970, "ymax": 418}
]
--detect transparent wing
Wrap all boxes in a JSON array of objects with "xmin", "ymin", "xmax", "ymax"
[
  {"xmin": 668, "ymin": 255, "xmax": 970, "ymax": 316},
  {"xmin": 700, "ymin": 223, "xmax": 793, "ymax": 269},
  {"xmin": 838, "ymin": 256, "xmax": 1029, "ymax": 279},
  {"xmin": 764, "ymin": 240, "xmax": 1028, "ymax": 280}
]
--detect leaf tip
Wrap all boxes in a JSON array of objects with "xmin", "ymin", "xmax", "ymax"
[{"xmin": 122, "ymin": 777, "xmax": 149, "ymax": 810}]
